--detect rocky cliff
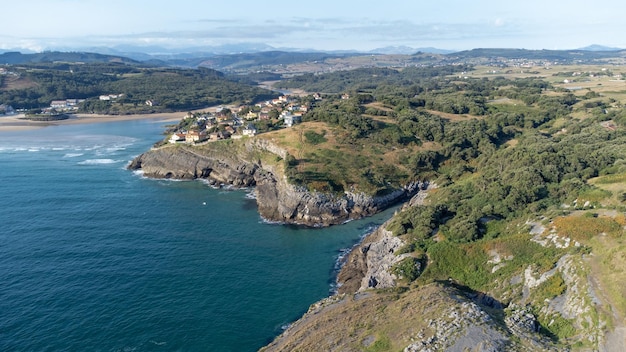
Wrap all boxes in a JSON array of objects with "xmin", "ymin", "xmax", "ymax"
[
  {"xmin": 337, "ymin": 185, "xmax": 434, "ymax": 293},
  {"xmin": 128, "ymin": 141, "xmax": 425, "ymax": 227},
  {"xmin": 262, "ymin": 186, "xmax": 625, "ymax": 351}
]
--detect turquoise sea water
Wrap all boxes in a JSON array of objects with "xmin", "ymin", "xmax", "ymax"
[{"xmin": 0, "ymin": 118, "xmax": 395, "ymax": 351}]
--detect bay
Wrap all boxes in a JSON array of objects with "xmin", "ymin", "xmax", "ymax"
[{"xmin": 0, "ymin": 118, "xmax": 394, "ymax": 351}]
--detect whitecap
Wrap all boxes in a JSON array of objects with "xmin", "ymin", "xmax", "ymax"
[
  {"xmin": 63, "ymin": 153, "xmax": 84, "ymax": 158},
  {"xmin": 106, "ymin": 146, "xmax": 127, "ymax": 152},
  {"xmin": 259, "ymin": 217, "xmax": 286, "ymax": 226},
  {"xmin": 78, "ymin": 159, "xmax": 121, "ymax": 165}
]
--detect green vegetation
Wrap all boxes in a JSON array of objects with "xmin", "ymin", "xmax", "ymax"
[
  {"xmin": 534, "ymin": 274, "xmax": 567, "ymax": 302},
  {"xmin": 261, "ymin": 66, "xmax": 626, "ymax": 244},
  {"xmin": 261, "ymin": 63, "xmax": 626, "ymax": 348},
  {"xmin": 277, "ymin": 65, "xmax": 472, "ymax": 93},
  {"xmin": 364, "ymin": 334, "xmax": 391, "ymax": 352},
  {"xmin": 303, "ymin": 130, "xmax": 327, "ymax": 145},
  {"xmin": 391, "ymin": 257, "xmax": 423, "ymax": 282},
  {"xmin": 5, "ymin": 51, "xmax": 626, "ymax": 350},
  {"xmin": 0, "ymin": 63, "xmax": 277, "ymax": 113}
]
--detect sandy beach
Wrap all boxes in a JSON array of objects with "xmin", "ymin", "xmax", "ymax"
[{"xmin": 0, "ymin": 112, "xmax": 186, "ymax": 132}]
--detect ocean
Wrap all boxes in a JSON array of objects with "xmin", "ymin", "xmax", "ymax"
[{"xmin": 0, "ymin": 118, "xmax": 395, "ymax": 351}]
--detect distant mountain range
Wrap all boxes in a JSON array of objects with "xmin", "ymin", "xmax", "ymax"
[
  {"xmin": 2, "ymin": 45, "xmax": 624, "ymax": 73},
  {"xmin": 577, "ymin": 44, "xmax": 623, "ymax": 51},
  {"xmin": 0, "ymin": 43, "xmax": 456, "ymax": 61},
  {"xmin": 2, "ymin": 42, "xmax": 622, "ymax": 59},
  {"xmin": 0, "ymin": 51, "xmax": 140, "ymax": 65}
]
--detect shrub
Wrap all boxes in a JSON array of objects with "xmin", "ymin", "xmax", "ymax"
[
  {"xmin": 392, "ymin": 257, "xmax": 422, "ymax": 282},
  {"xmin": 552, "ymin": 215, "xmax": 623, "ymax": 241},
  {"xmin": 304, "ymin": 130, "xmax": 327, "ymax": 145}
]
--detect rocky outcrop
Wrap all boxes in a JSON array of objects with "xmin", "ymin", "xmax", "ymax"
[
  {"xmin": 255, "ymin": 174, "xmax": 427, "ymax": 227},
  {"xmin": 337, "ymin": 184, "xmax": 434, "ymax": 294},
  {"xmin": 262, "ymin": 283, "xmax": 559, "ymax": 352},
  {"xmin": 336, "ymin": 225, "xmax": 408, "ymax": 293},
  {"xmin": 128, "ymin": 146, "xmax": 258, "ymax": 186},
  {"xmin": 128, "ymin": 142, "xmax": 425, "ymax": 227}
]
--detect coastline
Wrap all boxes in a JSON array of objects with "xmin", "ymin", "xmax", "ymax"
[{"xmin": 0, "ymin": 112, "xmax": 185, "ymax": 132}]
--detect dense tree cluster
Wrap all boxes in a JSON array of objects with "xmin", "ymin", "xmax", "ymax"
[
  {"xmin": 0, "ymin": 63, "xmax": 277, "ymax": 113},
  {"xmin": 282, "ymin": 65, "xmax": 625, "ymax": 244},
  {"xmin": 277, "ymin": 65, "xmax": 472, "ymax": 94}
]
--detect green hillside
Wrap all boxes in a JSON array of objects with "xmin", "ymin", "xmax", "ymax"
[{"xmin": 258, "ymin": 63, "xmax": 626, "ymax": 350}]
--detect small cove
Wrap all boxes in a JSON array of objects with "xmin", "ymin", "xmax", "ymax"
[{"xmin": 0, "ymin": 118, "xmax": 395, "ymax": 351}]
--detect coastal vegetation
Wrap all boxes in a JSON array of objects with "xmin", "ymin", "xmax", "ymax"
[
  {"xmin": 6, "ymin": 49, "xmax": 626, "ymax": 350},
  {"xmin": 257, "ymin": 63, "xmax": 626, "ymax": 350},
  {"xmin": 0, "ymin": 62, "xmax": 277, "ymax": 113},
  {"xmin": 20, "ymin": 112, "xmax": 69, "ymax": 121}
]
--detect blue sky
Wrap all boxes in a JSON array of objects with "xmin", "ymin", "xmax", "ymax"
[{"xmin": 2, "ymin": 0, "xmax": 625, "ymax": 52}]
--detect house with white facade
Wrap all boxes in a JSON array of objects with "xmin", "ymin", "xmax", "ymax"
[
  {"xmin": 283, "ymin": 113, "xmax": 301, "ymax": 127},
  {"xmin": 242, "ymin": 124, "xmax": 258, "ymax": 136}
]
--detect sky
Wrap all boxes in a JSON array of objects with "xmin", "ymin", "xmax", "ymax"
[{"xmin": 1, "ymin": 0, "xmax": 625, "ymax": 53}]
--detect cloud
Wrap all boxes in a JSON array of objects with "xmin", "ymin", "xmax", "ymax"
[{"xmin": 0, "ymin": 16, "xmax": 533, "ymax": 52}]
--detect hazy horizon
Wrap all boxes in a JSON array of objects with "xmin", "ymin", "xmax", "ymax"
[{"xmin": 2, "ymin": 0, "xmax": 625, "ymax": 53}]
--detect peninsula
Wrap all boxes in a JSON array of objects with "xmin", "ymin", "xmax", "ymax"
[
  {"xmin": 133, "ymin": 61, "xmax": 626, "ymax": 351},
  {"xmin": 4, "ymin": 49, "xmax": 626, "ymax": 350}
]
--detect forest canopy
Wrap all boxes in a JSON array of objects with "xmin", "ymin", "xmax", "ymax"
[{"xmin": 0, "ymin": 63, "xmax": 277, "ymax": 113}]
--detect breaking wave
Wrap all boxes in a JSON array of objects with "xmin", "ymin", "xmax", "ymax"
[{"xmin": 78, "ymin": 159, "xmax": 122, "ymax": 165}]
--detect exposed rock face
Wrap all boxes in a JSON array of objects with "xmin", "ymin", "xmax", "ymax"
[
  {"xmin": 263, "ymin": 284, "xmax": 559, "ymax": 352},
  {"xmin": 337, "ymin": 185, "xmax": 434, "ymax": 294},
  {"xmin": 337, "ymin": 225, "xmax": 408, "ymax": 293},
  {"xmin": 128, "ymin": 147, "xmax": 258, "ymax": 186},
  {"xmin": 128, "ymin": 142, "xmax": 425, "ymax": 227},
  {"xmin": 404, "ymin": 294, "xmax": 510, "ymax": 352}
]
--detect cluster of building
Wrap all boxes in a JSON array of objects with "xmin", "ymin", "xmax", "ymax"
[
  {"xmin": 99, "ymin": 94, "xmax": 124, "ymax": 101},
  {"xmin": 169, "ymin": 94, "xmax": 317, "ymax": 144},
  {"xmin": 14, "ymin": 98, "xmax": 87, "ymax": 115},
  {"xmin": 0, "ymin": 67, "xmax": 17, "ymax": 76}
]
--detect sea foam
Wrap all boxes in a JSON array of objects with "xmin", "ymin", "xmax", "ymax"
[{"xmin": 78, "ymin": 159, "xmax": 121, "ymax": 165}]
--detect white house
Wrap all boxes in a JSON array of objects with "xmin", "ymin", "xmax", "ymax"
[
  {"xmin": 283, "ymin": 113, "xmax": 301, "ymax": 127},
  {"xmin": 169, "ymin": 133, "xmax": 186, "ymax": 143},
  {"xmin": 242, "ymin": 124, "xmax": 258, "ymax": 136},
  {"xmin": 50, "ymin": 100, "xmax": 68, "ymax": 109}
]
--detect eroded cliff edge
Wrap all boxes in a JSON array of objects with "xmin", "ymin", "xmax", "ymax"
[{"xmin": 128, "ymin": 140, "xmax": 425, "ymax": 227}]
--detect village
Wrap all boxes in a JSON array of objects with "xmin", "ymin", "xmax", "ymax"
[
  {"xmin": 166, "ymin": 93, "xmax": 323, "ymax": 144},
  {"xmin": 0, "ymin": 79, "xmax": 324, "ymax": 138}
]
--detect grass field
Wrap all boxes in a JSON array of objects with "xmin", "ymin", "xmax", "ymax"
[{"xmin": 258, "ymin": 120, "xmax": 427, "ymax": 194}]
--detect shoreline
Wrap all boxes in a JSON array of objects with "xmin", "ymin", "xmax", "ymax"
[{"xmin": 0, "ymin": 112, "xmax": 187, "ymax": 132}]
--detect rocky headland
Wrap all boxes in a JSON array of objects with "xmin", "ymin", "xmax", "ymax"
[
  {"xmin": 262, "ymin": 187, "xmax": 625, "ymax": 351},
  {"xmin": 128, "ymin": 139, "xmax": 426, "ymax": 227}
]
